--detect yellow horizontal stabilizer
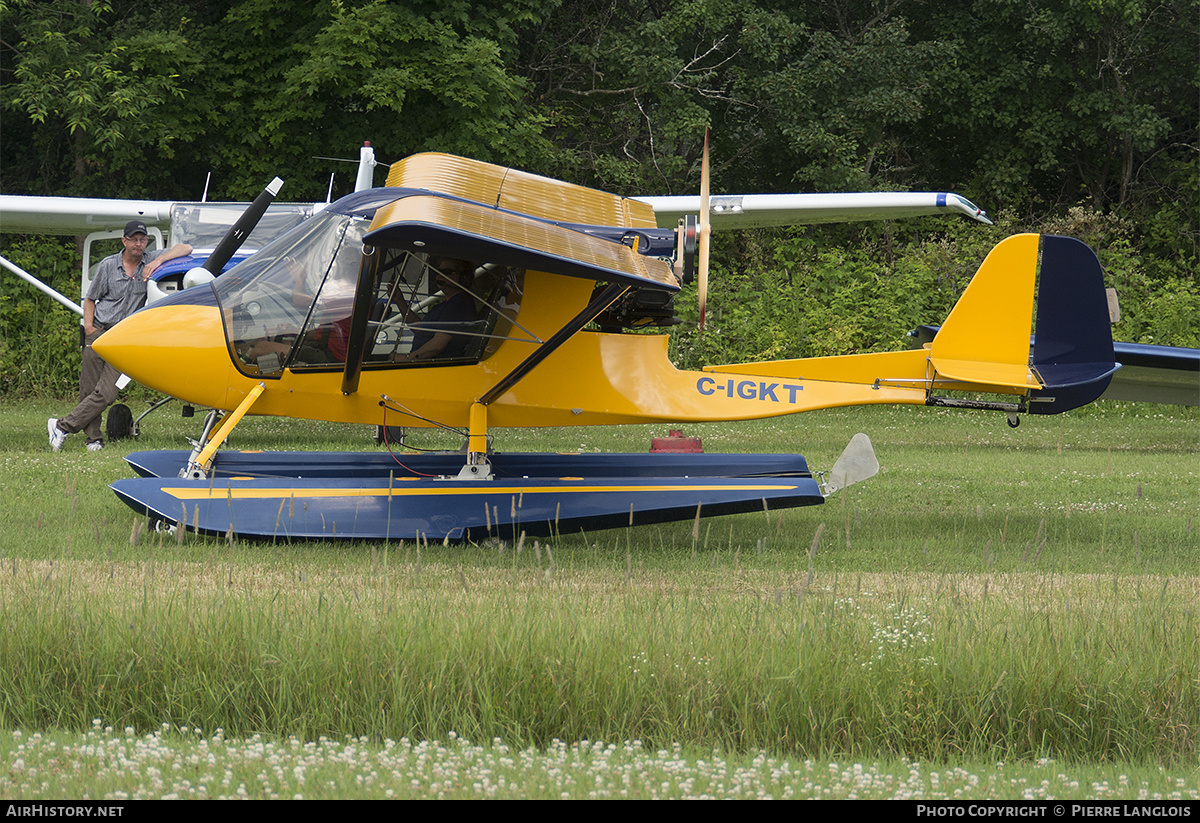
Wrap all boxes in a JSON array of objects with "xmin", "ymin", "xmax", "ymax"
[
  {"xmin": 929, "ymin": 233, "xmax": 1041, "ymax": 389},
  {"xmin": 925, "ymin": 358, "xmax": 1040, "ymax": 389}
]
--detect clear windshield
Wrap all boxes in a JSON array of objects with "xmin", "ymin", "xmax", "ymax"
[{"xmin": 216, "ymin": 211, "xmax": 362, "ymax": 374}]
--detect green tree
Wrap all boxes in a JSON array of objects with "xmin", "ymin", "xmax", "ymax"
[
  {"xmin": 183, "ymin": 0, "xmax": 553, "ymax": 200},
  {"xmin": 514, "ymin": 0, "xmax": 730, "ymax": 191},
  {"xmin": 1, "ymin": 0, "xmax": 197, "ymax": 195},
  {"xmin": 729, "ymin": 4, "xmax": 947, "ymax": 193},
  {"xmin": 2, "ymin": 0, "xmax": 555, "ymax": 200},
  {"xmin": 0, "ymin": 236, "xmax": 81, "ymax": 396},
  {"xmin": 518, "ymin": 0, "xmax": 959, "ymax": 199},
  {"xmin": 915, "ymin": 0, "xmax": 1198, "ymax": 216}
]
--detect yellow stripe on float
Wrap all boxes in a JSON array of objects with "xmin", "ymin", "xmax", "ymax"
[{"xmin": 162, "ymin": 483, "xmax": 801, "ymax": 501}]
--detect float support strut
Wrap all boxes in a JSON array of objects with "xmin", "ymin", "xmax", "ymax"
[
  {"xmin": 180, "ymin": 382, "xmax": 265, "ymax": 478},
  {"xmin": 457, "ymin": 402, "xmax": 492, "ymax": 479}
]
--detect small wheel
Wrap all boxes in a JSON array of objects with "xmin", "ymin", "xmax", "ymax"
[{"xmin": 1006, "ymin": 413, "xmax": 1020, "ymax": 428}]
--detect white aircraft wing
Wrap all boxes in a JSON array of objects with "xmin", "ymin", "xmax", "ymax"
[
  {"xmin": 0, "ymin": 195, "xmax": 176, "ymax": 236},
  {"xmin": 634, "ymin": 191, "xmax": 992, "ymax": 229},
  {"xmin": 0, "ymin": 144, "xmax": 384, "ymax": 239}
]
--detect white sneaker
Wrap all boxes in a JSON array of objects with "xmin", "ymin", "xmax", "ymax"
[
  {"xmin": 87, "ymin": 441, "xmax": 103, "ymax": 452},
  {"xmin": 48, "ymin": 418, "xmax": 67, "ymax": 452}
]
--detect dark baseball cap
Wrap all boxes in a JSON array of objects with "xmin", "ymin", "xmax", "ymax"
[{"xmin": 123, "ymin": 220, "xmax": 149, "ymax": 237}]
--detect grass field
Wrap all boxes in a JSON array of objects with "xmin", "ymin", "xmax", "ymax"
[{"xmin": 1, "ymin": 396, "xmax": 1196, "ymax": 799}]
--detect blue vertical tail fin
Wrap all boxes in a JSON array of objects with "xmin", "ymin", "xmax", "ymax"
[{"xmin": 1029, "ymin": 235, "xmax": 1119, "ymax": 414}]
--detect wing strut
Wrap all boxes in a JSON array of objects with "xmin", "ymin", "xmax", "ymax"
[
  {"xmin": 341, "ymin": 246, "xmax": 383, "ymax": 396},
  {"xmin": 479, "ymin": 283, "xmax": 629, "ymax": 406}
]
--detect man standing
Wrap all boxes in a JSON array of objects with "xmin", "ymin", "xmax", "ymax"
[{"xmin": 48, "ymin": 220, "xmax": 192, "ymax": 452}]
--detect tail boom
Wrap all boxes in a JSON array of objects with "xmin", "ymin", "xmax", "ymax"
[{"xmin": 706, "ymin": 233, "xmax": 1117, "ymax": 417}]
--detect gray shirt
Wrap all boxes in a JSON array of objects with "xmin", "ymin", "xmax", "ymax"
[{"xmin": 86, "ymin": 249, "xmax": 164, "ymax": 327}]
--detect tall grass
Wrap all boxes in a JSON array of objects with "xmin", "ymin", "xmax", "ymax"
[
  {"xmin": 2, "ymin": 554, "xmax": 1196, "ymax": 762},
  {"xmin": 0, "ymin": 400, "xmax": 1195, "ymax": 767}
]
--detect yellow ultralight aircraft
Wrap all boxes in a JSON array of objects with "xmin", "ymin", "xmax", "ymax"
[{"xmin": 88, "ymin": 151, "xmax": 1118, "ymax": 541}]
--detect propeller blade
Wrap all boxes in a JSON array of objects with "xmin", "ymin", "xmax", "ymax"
[
  {"xmin": 698, "ymin": 129, "xmax": 711, "ymax": 331},
  {"xmin": 202, "ymin": 177, "xmax": 284, "ymax": 275}
]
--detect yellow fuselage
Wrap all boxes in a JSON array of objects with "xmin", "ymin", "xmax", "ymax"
[{"xmin": 94, "ymin": 268, "xmax": 930, "ymax": 431}]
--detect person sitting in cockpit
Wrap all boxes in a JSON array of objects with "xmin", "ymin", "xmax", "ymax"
[
  {"xmin": 242, "ymin": 254, "xmax": 351, "ymax": 367},
  {"xmin": 393, "ymin": 257, "xmax": 478, "ymax": 361},
  {"xmin": 244, "ymin": 320, "xmax": 348, "ymax": 365}
]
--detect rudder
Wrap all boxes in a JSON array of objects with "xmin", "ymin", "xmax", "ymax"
[{"xmin": 1028, "ymin": 235, "xmax": 1119, "ymax": 414}]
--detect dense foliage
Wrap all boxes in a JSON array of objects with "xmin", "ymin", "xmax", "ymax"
[{"xmin": 1, "ymin": 0, "xmax": 1196, "ymax": 396}]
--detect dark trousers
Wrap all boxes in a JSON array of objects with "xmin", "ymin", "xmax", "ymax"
[{"xmin": 58, "ymin": 326, "xmax": 121, "ymax": 444}]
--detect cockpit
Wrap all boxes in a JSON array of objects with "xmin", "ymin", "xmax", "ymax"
[{"xmin": 214, "ymin": 209, "xmax": 524, "ymax": 377}]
